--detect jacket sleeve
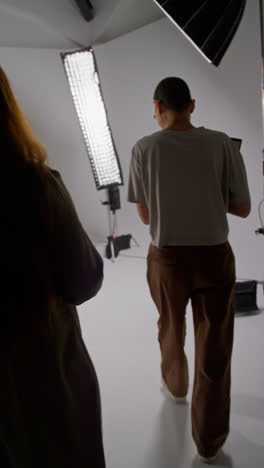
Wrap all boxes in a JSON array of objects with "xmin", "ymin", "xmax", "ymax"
[{"xmin": 46, "ymin": 169, "xmax": 103, "ymax": 306}]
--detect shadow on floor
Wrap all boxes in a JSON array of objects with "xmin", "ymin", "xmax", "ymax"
[
  {"xmin": 191, "ymin": 449, "xmax": 233, "ymax": 467},
  {"xmin": 235, "ymin": 307, "xmax": 264, "ymax": 318},
  {"xmin": 143, "ymin": 398, "xmax": 189, "ymax": 468},
  {"xmin": 139, "ymin": 393, "xmax": 264, "ymax": 468},
  {"xmin": 226, "ymin": 428, "xmax": 264, "ymax": 467}
]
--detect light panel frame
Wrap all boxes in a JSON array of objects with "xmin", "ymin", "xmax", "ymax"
[{"xmin": 61, "ymin": 47, "xmax": 124, "ymax": 191}]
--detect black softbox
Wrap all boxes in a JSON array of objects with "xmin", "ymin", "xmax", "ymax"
[{"xmin": 154, "ymin": 0, "xmax": 247, "ymax": 66}]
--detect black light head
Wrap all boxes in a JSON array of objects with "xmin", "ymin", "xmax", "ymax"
[{"xmin": 75, "ymin": 0, "xmax": 95, "ymax": 22}]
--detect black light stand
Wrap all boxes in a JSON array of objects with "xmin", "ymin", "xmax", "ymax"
[
  {"xmin": 61, "ymin": 48, "xmax": 138, "ymax": 261},
  {"xmin": 102, "ymin": 185, "xmax": 138, "ymax": 260}
]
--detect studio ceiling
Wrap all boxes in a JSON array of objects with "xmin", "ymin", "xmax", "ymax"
[{"xmin": 0, "ymin": 0, "xmax": 164, "ymax": 49}]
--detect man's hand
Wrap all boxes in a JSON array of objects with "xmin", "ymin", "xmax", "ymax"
[{"xmin": 136, "ymin": 203, "xmax": 150, "ymax": 225}]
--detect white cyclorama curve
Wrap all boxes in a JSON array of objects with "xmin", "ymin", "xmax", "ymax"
[{"xmin": 61, "ymin": 48, "xmax": 123, "ymax": 190}]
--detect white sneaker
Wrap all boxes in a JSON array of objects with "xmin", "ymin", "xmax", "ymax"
[
  {"xmin": 161, "ymin": 377, "xmax": 187, "ymax": 404},
  {"xmin": 198, "ymin": 453, "xmax": 218, "ymax": 464}
]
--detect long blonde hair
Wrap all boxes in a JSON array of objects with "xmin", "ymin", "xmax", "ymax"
[{"xmin": 0, "ymin": 66, "xmax": 48, "ymax": 167}]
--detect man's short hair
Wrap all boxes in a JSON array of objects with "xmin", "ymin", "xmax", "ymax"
[{"xmin": 153, "ymin": 77, "xmax": 192, "ymax": 112}]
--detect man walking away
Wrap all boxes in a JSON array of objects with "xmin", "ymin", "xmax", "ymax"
[{"xmin": 127, "ymin": 77, "xmax": 251, "ymax": 464}]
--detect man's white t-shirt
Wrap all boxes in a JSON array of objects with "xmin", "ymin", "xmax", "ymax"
[{"xmin": 127, "ymin": 127, "xmax": 250, "ymax": 247}]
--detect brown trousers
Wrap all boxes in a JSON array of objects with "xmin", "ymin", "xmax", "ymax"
[{"xmin": 147, "ymin": 241, "xmax": 236, "ymax": 458}]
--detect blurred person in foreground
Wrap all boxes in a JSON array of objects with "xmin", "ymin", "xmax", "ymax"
[
  {"xmin": 0, "ymin": 67, "xmax": 105, "ymax": 467},
  {"xmin": 128, "ymin": 77, "xmax": 251, "ymax": 464}
]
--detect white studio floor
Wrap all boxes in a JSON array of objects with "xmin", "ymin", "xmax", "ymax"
[{"xmin": 77, "ymin": 244, "xmax": 264, "ymax": 468}]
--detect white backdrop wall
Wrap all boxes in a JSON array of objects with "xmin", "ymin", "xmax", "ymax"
[{"xmin": 0, "ymin": 0, "xmax": 263, "ymax": 287}]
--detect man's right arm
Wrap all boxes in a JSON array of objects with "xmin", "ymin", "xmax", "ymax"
[
  {"xmin": 228, "ymin": 200, "xmax": 251, "ymax": 218},
  {"xmin": 226, "ymin": 137, "xmax": 251, "ymax": 219}
]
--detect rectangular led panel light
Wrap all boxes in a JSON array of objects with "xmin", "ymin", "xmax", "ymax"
[{"xmin": 61, "ymin": 48, "xmax": 123, "ymax": 190}]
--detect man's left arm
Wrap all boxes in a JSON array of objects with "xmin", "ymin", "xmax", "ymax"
[{"xmin": 128, "ymin": 144, "xmax": 149, "ymax": 225}]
